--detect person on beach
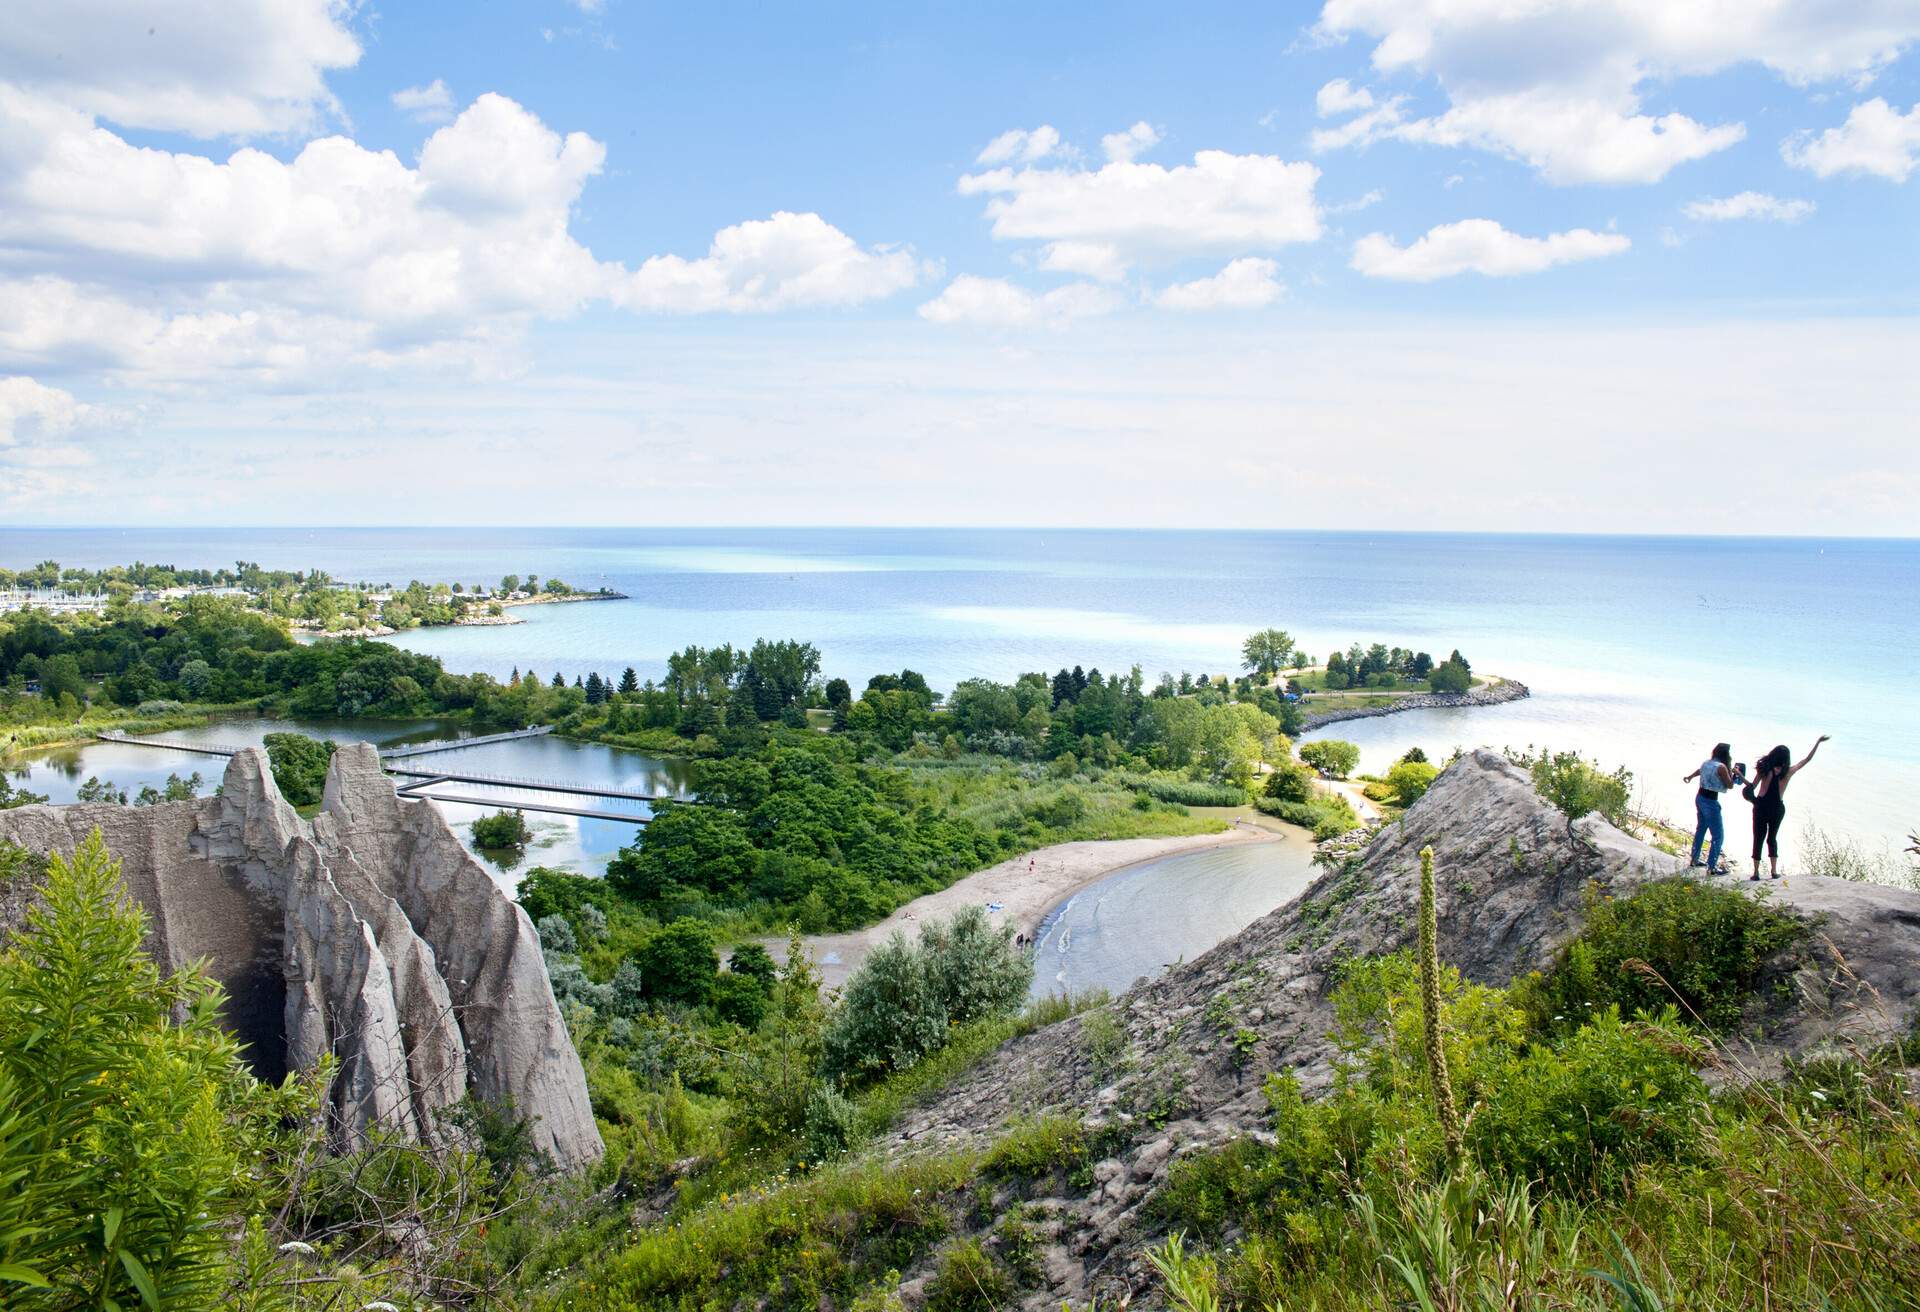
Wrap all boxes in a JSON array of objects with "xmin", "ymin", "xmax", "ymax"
[
  {"xmin": 1681, "ymin": 743, "xmax": 1739, "ymax": 874},
  {"xmin": 1746, "ymin": 735, "xmax": 1829, "ymax": 880}
]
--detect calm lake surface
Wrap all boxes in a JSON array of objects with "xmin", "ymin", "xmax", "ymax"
[
  {"xmin": 5, "ymin": 527, "xmax": 1915, "ymax": 850},
  {"xmin": 1030, "ymin": 839, "xmax": 1319, "ymax": 999}
]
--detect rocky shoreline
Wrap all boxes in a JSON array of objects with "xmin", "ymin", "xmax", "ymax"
[{"xmin": 1299, "ymin": 676, "xmax": 1530, "ymax": 729}]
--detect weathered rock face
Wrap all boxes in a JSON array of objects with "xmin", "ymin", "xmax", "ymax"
[
  {"xmin": 0, "ymin": 744, "xmax": 601, "ymax": 1170},
  {"xmin": 881, "ymin": 750, "xmax": 1920, "ymax": 1307}
]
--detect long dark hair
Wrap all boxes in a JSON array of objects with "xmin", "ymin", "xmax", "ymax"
[
  {"xmin": 1761, "ymin": 744, "xmax": 1792, "ymax": 776},
  {"xmin": 1711, "ymin": 742, "xmax": 1732, "ymax": 765}
]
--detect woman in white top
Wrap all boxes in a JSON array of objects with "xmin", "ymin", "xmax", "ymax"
[{"xmin": 1681, "ymin": 743, "xmax": 1738, "ymax": 875}]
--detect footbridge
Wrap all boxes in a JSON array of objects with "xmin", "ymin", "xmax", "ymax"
[{"xmin": 97, "ymin": 728, "xmax": 668, "ymax": 824}]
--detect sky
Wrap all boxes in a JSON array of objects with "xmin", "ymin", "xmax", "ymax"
[{"xmin": 0, "ymin": 0, "xmax": 1916, "ymax": 533}]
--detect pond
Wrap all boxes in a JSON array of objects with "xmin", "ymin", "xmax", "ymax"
[
  {"xmin": 3, "ymin": 715, "xmax": 695, "ymax": 887},
  {"xmin": 1029, "ymin": 838, "xmax": 1318, "ymax": 999}
]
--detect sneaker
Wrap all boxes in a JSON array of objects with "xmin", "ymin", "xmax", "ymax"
[
  {"xmin": 1687, "ymin": 860, "xmax": 1706, "ymax": 869},
  {"xmin": 1749, "ymin": 873, "xmax": 1760, "ymax": 881}
]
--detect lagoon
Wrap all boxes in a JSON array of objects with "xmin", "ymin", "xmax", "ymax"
[
  {"xmin": 1030, "ymin": 839, "xmax": 1319, "ymax": 999},
  {"xmin": 6, "ymin": 715, "xmax": 694, "ymax": 886}
]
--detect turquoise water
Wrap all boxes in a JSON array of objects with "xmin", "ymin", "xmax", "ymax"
[{"xmin": 4, "ymin": 528, "xmax": 1914, "ymax": 850}]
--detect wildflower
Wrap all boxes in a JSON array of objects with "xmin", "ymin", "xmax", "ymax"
[{"xmin": 278, "ymin": 1240, "xmax": 317, "ymax": 1257}]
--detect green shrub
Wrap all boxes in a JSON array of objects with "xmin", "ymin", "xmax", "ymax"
[
  {"xmin": 1470, "ymin": 1008, "xmax": 1708, "ymax": 1195},
  {"xmin": 0, "ymin": 830, "xmax": 308, "ymax": 1306},
  {"xmin": 823, "ymin": 907, "xmax": 1032, "ymax": 1084},
  {"xmin": 1263, "ymin": 759, "xmax": 1317, "ymax": 803},
  {"xmin": 804, "ymin": 1082, "xmax": 858, "ymax": 1162},
  {"xmin": 1255, "ymin": 792, "xmax": 1360, "ymax": 840},
  {"xmin": 1517, "ymin": 879, "xmax": 1804, "ymax": 1033},
  {"xmin": 1385, "ymin": 760, "xmax": 1438, "ymax": 807},
  {"xmin": 1525, "ymin": 748, "xmax": 1633, "ymax": 829}
]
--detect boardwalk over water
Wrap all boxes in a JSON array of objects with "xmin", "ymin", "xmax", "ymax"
[{"xmin": 96, "ymin": 727, "xmax": 657, "ymax": 823}]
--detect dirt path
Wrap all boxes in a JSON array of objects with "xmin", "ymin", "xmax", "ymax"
[{"xmin": 766, "ymin": 824, "xmax": 1284, "ymax": 991}]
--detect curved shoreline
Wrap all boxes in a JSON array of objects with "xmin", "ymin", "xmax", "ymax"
[
  {"xmin": 1299, "ymin": 677, "xmax": 1530, "ymax": 730},
  {"xmin": 769, "ymin": 823, "xmax": 1290, "ymax": 991}
]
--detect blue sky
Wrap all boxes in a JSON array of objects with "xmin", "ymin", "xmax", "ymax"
[{"xmin": 1, "ymin": 1, "xmax": 1916, "ymax": 532}]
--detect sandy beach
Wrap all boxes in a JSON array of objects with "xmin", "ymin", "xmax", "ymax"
[{"xmin": 767, "ymin": 821, "xmax": 1285, "ymax": 991}]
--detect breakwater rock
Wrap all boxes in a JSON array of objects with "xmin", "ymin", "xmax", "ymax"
[
  {"xmin": 1299, "ymin": 676, "xmax": 1529, "ymax": 729},
  {"xmin": 0, "ymin": 743, "xmax": 601, "ymax": 1169}
]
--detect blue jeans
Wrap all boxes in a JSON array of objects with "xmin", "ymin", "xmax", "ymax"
[{"xmin": 1691, "ymin": 792, "xmax": 1724, "ymax": 871}]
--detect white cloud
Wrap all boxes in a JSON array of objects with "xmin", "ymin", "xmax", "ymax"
[
  {"xmin": 1327, "ymin": 188, "xmax": 1384, "ymax": 214},
  {"xmin": 1312, "ymin": 0, "xmax": 1920, "ymax": 184},
  {"xmin": 1154, "ymin": 258, "xmax": 1285, "ymax": 310},
  {"xmin": 1683, "ymin": 191, "xmax": 1816, "ymax": 222},
  {"xmin": 1101, "ymin": 121, "xmax": 1161, "ymax": 163},
  {"xmin": 0, "ymin": 375, "xmax": 107, "ymax": 506},
  {"xmin": 0, "ymin": 87, "xmax": 921, "ymax": 381},
  {"xmin": 917, "ymin": 276, "xmax": 1121, "ymax": 328},
  {"xmin": 976, "ymin": 125, "xmax": 1062, "ymax": 165},
  {"xmin": 1036, "ymin": 241, "xmax": 1129, "ymax": 282},
  {"xmin": 959, "ymin": 141, "xmax": 1322, "ymax": 277},
  {"xmin": 0, "ymin": 0, "xmax": 360, "ymax": 137},
  {"xmin": 615, "ymin": 211, "xmax": 930, "ymax": 313},
  {"xmin": 0, "ymin": 375, "xmax": 90, "ymax": 446},
  {"xmin": 392, "ymin": 79, "xmax": 455, "ymax": 124},
  {"xmin": 1784, "ymin": 99, "xmax": 1920, "ymax": 181},
  {"xmin": 1315, "ymin": 78, "xmax": 1374, "ymax": 116},
  {"xmin": 1351, "ymin": 219, "xmax": 1630, "ymax": 281}
]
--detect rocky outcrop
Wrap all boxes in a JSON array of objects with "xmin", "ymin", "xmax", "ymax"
[
  {"xmin": 880, "ymin": 749, "xmax": 1920, "ymax": 1306},
  {"xmin": 0, "ymin": 745, "xmax": 601, "ymax": 1169},
  {"xmin": 1299, "ymin": 677, "xmax": 1530, "ymax": 729}
]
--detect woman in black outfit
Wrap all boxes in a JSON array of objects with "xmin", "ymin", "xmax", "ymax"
[{"xmin": 1748, "ymin": 735, "xmax": 1829, "ymax": 880}]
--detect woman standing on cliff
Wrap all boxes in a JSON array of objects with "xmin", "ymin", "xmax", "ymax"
[
  {"xmin": 1747, "ymin": 736, "xmax": 1829, "ymax": 880},
  {"xmin": 1682, "ymin": 743, "xmax": 1738, "ymax": 874}
]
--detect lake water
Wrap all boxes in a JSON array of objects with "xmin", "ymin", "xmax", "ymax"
[
  {"xmin": 6, "ymin": 715, "xmax": 693, "ymax": 886},
  {"xmin": 4, "ymin": 527, "xmax": 1915, "ymax": 852},
  {"xmin": 1030, "ymin": 839, "xmax": 1319, "ymax": 998}
]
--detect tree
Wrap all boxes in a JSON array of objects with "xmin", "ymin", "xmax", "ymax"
[
  {"xmin": 1264, "ymin": 759, "xmax": 1317, "ymax": 804},
  {"xmin": 1299, "ymin": 739, "xmax": 1361, "ymax": 779},
  {"xmin": 1429, "ymin": 658, "xmax": 1472, "ymax": 694},
  {"xmin": 1241, "ymin": 628, "xmax": 1295, "ymax": 677},
  {"xmin": 472, "ymin": 809, "xmax": 532, "ymax": 848},
  {"xmin": 263, "ymin": 732, "xmax": 336, "ymax": 806},
  {"xmin": 583, "ymin": 671, "xmax": 606, "ymax": 704},
  {"xmin": 637, "ymin": 919, "xmax": 719, "ymax": 1006},
  {"xmin": 606, "ymin": 804, "xmax": 757, "ymax": 903},
  {"xmin": 550, "ymin": 671, "xmax": 566, "ymax": 689},
  {"xmin": 500, "ymin": 574, "xmax": 520, "ymax": 595},
  {"xmin": 823, "ymin": 677, "xmax": 852, "ymax": 708},
  {"xmin": 618, "ymin": 666, "xmax": 640, "ymax": 694},
  {"xmin": 0, "ymin": 776, "xmax": 50, "ymax": 808}
]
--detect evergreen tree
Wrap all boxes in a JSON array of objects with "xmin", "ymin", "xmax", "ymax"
[
  {"xmin": 551, "ymin": 671, "xmax": 566, "ymax": 688},
  {"xmin": 619, "ymin": 666, "xmax": 640, "ymax": 694},
  {"xmin": 1051, "ymin": 668, "xmax": 1076, "ymax": 707},
  {"xmin": 584, "ymin": 671, "xmax": 606, "ymax": 704}
]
